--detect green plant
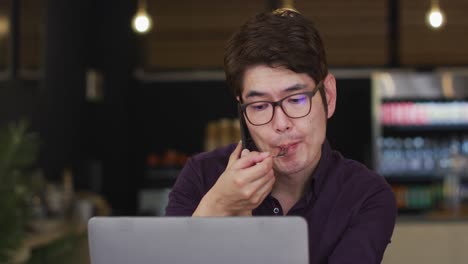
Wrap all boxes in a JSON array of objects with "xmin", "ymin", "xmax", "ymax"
[{"xmin": 0, "ymin": 120, "xmax": 39, "ymax": 263}]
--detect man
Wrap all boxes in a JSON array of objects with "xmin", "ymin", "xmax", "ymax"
[{"xmin": 166, "ymin": 8, "xmax": 397, "ymax": 263}]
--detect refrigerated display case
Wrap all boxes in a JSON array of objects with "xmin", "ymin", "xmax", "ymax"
[{"xmin": 372, "ymin": 70, "xmax": 468, "ymax": 214}]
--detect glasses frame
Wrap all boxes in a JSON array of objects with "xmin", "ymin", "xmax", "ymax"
[{"xmin": 239, "ymin": 81, "xmax": 324, "ymax": 126}]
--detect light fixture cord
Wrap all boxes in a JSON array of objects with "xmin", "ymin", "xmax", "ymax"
[
  {"xmin": 282, "ymin": 0, "xmax": 295, "ymax": 9},
  {"xmin": 138, "ymin": 0, "xmax": 147, "ymax": 12}
]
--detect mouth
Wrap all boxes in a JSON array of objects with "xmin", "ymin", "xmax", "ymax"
[
  {"xmin": 274, "ymin": 147, "xmax": 288, "ymax": 158},
  {"xmin": 274, "ymin": 142, "xmax": 299, "ymax": 158}
]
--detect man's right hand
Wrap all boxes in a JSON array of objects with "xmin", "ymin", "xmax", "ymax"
[{"xmin": 193, "ymin": 141, "xmax": 275, "ymax": 216}]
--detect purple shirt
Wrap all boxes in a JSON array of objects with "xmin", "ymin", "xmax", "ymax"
[{"xmin": 166, "ymin": 140, "xmax": 397, "ymax": 264}]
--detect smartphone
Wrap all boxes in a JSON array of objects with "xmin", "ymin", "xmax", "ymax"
[{"xmin": 238, "ymin": 105, "xmax": 256, "ymax": 151}]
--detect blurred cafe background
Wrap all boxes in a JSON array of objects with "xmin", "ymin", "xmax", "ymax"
[{"xmin": 1, "ymin": 0, "xmax": 468, "ymax": 263}]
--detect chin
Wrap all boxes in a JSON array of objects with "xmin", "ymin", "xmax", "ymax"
[
  {"xmin": 273, "ymin": 152, "xmax": 309, "ymax": 175},
  {"xmin": 274, "ymin": 141, "xmax": 321, "ymax": 176}
]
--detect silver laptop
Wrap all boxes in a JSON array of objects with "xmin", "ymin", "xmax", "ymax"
[{"xmin": 88, "ymin": 216, "xmax": 309, "ymax": 264}]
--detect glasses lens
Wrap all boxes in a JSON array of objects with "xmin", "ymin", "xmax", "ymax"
[
  {"xmin": 282, "ymin": 93, "xmax": 311, "ymax": 118},
  {"xmin": 244, "ymin": 92, "xmax": 313, "ymax": 125},
  {"xmin": 245, "ymin": 102, "xmax": 273, "ymax": 125}
]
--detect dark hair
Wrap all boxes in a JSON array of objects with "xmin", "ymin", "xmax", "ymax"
[{"xmin": 224, "ymin": 8, "xmax": 328, "ymax": 103}]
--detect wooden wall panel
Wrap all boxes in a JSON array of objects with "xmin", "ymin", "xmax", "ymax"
[
  {"xmin": 20, "ymin": 0, "xmax": 45, "ymax": 71},
  {"xmin": 141, "ymin": 0, "xmax": 468, "ymax": 70},
  {"xmin": 400, "ymin": 0, "xmax": 468, "ymax": 65},
  {"xmin": 295, "ymin": 0, "xmax": 388, "ymax": 66},
  {"xmin": 142, "ymin": 0, "xmax": 267, "ymax": 69},
  {"xmin": 0, "ymin": 0, "xmax": 11, "ymax": 71}
]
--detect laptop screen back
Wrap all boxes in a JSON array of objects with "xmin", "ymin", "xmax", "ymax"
[{"xmin": 88, "ymin": 216, "xmax": 309, "ymax": 264}]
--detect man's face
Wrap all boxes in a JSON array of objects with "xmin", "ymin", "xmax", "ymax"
[{"xmin": 240, "ymin": 65, "xmax": 336, "ymax": 176}]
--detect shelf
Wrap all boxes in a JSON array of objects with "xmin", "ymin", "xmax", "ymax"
[
  {"xmin": 398, "ymin": 208, "xmax": 432, "ymax": 214},
  {"xmin": 146, "ymin": 168, "xmax": 180, "ymax": 180},
  {"xmin": 382, "ymin": 124, "xmax": 468, "ymax": 133},
  {"xmin": 382, "ymin": 98, "xmax": 468, "ymax": 103},
  {"xmin": 383, "ymin": 174, "xmax": 444, "ymax": 183},
  {"xmin": 143, "ymin": 168, "xmax": 181, "ymax": 188}
]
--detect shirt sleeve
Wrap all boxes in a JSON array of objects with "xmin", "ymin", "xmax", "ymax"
[
  {"xmin": 165, "ymin": 158, "xmax": 204, "ymax": 216},
  {"xmin": 328, "ymin": 184, "xmax": 397, "ymax": 264}
]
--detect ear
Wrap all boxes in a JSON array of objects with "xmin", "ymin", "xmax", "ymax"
[
  {"xmin": 236, "ymin": 96, "xmax": 240, "ymax": 103},
  {"xmin": 323, "ymin": 73, "xmax": 337, "ymax": 119}
]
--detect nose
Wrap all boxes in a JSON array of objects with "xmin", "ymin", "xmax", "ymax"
[{"xmin": 271, "ymin": 105, "xmax": 292, "ymax": 133}]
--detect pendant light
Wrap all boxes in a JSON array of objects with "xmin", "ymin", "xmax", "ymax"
[
  {"xmin": 426, "ymin": 0, "xmax": 446, "ymax": 29},
  {"xmin": 132, "ymin": 0, "xmax": 153, "ymax": 34}
]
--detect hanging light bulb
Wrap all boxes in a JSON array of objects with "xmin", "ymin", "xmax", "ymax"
[
  {"xmin": 426, "ymin": 0, "xmax": 446, "ymax": 29},
  {"xmin": 132, "ymin": 0, "xmax": 152, "ymax": 34}
]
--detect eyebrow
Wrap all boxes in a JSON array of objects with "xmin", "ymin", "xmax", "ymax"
[{"xmin": 244, "ymin": 83, "xmax": 308, "ymax": 99}]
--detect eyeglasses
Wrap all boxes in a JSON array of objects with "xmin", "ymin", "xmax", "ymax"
[{"xmin": 239, "ymin": 81, "xmax": 323, "ymax": 126}]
